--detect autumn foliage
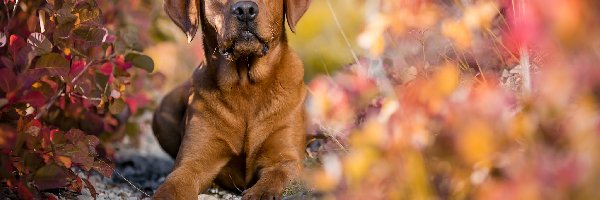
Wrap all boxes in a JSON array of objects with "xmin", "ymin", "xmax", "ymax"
[
  {"xmin": 306, "ymin": 0, "xmax": 600, "ymax": 199},
  {"xmin": 0, "ymin": 0, "xmax": 159, "ymax": 198}
]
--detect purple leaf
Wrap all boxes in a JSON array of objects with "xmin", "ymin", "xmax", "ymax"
[{"xmin": 27, "ymin": 33, "xmax": 53, "ymax": 56}]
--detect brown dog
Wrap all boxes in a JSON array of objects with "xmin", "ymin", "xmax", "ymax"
[{"xmin": 152, "ymin": 0, "xmax": 311, "ymax": 199}]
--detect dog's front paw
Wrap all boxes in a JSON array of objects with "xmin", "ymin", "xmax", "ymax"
[
  {"xmin": 153, "ymin": 181, "xmax": 178, "ymax": 200},
  {"xmin": 241, "ymin": 186, "xmax": 282, "ymax": 200},
  {"xmin": 153, "ymin": 169, "xmax": 199, "ymax": 200}
]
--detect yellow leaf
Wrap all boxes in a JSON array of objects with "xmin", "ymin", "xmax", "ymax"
[
  {"xmin": 433, "ymin": 64, "xmax": 460, "ymax": 96},
  {"xmin": 63, "ymin": 48, "xmax": 71, "ymax": 56},
  {"xmin": 508, "ymin": 113, "xmax": 535, "ymax": 141},
  {"xmin": 463, "ymin": 2, "xmax": 499, "ymax": 30},
  {"xmin": 32, "ymin": 82, "xmax": 42, "ymax": 89},
  {"xmin": 457, "ymin": 121, "xmax": 496, "ymax": 165},
  {"xmin": 405, "ymin": 151, "xmax": 433, "ymax": 199},
  {"xmin": 442, "ymin": 20, "xmax": 472, "ymax": 49},
  {"xmin": 344, "ymin": 148, "xmax": 379, "ymax": 184},
  {"xmin": 350, "ymin": 120, "xmax": 385, "ymax": 148}
]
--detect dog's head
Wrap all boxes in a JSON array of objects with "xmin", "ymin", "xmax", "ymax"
[{"xmin": 165, "ymin": 0, "xmax": 311, "ymax": 60}]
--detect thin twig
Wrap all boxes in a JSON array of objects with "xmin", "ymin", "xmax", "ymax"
[
  {"xmin": 518, "ymin": 0, "xmax": 532, "ymax": 95},
  {"xmin": 325, "ymin": 0, "xmax": 363, "ymax": 68},
  {"xmin": 9, "ymin": 0, "xmax": 19, "ymax": 20},
  {"xmin": 228, "ymin": 174, "xmax": 243, "ymax": 193},
  {"xmin": 97, "ymin": 159, "xmax": 150, "ymax": 198},
  {"xmin": 485, "ymin": 28, "xmax": 519, "ymax": 61},
  {"xmin": 473, "ymin": 53, "xmax": 488, "ymax": 83},
  {"xmin": 35, "ymin": 60, "xmax": 95, "ymax": 120},
  {"xmin": 35, "ymin": 86, "xmax": 64, "ymax": 120},
  {"xmin": 320, "ymin": 126, "xmax": 349, "ymax": 153},
  {"xmin": 72, "ymin": 60, "xmax": 95, "ymax": 83}
]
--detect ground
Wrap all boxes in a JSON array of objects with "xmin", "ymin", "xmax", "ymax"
[{"xmin": 73, "ymin": 123, "xmax": 244, "ymax": 200}]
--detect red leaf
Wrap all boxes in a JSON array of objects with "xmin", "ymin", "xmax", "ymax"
[
  {"xmin": 84, "ymin": 135, "xmax": 100, "ymax": 156},
  {"xmin": 65, "ymin": 129, "xmax": 86, "ymax": 144},
  {"xmin": 92, "ymin": 160, "xmax": 113, "ymax": 178},
  {"xmin": 99, "ymin": 62, "xmax": 113, "ymax": 75},
  {"xmin": 46, "ymin": 194, "xmax": 59, "ymax": 200},
  {"xmin": 9, "ymin": 35, "xmax": 25, "ymax": 62},
  {"xmin": 0, "ymin": 67, "xmax": 17, "ymax": 93},
  {"xmin": 0, "ymin": 124, "xmax": 16, "ymax": 150},
  {"xmin": 99, "ymin": 62, "xmax": 114, "ymax": 84},
  {"xmin": 15, "ymin": 181, "xmax": 34, "ymax": 200},
  {"xmin": 69, "ymin": 60, "xmax": 87, "ymax": 79},
  {"xmin": 114, "ymin": 55, "xmax": 132, "ymax": 71},
  {"xmin": 49, "ymin": 129, "xmax": 60, "ymax": 142},
  {"xmin": 125, "ymin": 93, "xmax": 149, "ymax": 114},
  {"xmin": 30, "ymin": 119, "xmax": 42, "ymax": 128},
  {"xmin": 19, "ymin": 91, "xmax": 46, "ymax": 107}
]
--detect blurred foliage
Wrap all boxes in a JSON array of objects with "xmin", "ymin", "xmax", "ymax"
[
  {"xmin": 306, "ymin": 0, "xmax": 600, "ymax": 199},
  {"xmin": 288, "ymin": 0, "xmax": 365, "ymax": 80}
]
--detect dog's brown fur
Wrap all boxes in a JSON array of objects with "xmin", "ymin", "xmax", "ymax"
[{"xmin": 152, "ymin": 0, "xmax": 311, "ymax": 199}]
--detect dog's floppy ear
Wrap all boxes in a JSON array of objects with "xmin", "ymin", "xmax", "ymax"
[
  {"xmin": 164, "ymin": 0, "xmax": 200, "ymax": 43},
  {"xmin": 285, "ymin": 0, "xmax": 312, "ymax": 33}
]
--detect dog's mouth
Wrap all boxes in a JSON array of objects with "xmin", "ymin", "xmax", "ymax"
[{"xmin": 221, "ymin": 29, "xmax": 269, "ymax": 60}]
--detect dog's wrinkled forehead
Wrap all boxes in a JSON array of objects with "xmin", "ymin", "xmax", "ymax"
[{"xmin": 164, "ymin": 0, "xmax": 312, "ymax": 42}]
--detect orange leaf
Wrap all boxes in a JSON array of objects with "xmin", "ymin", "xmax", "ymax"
[{"xmin": 57, "ymin": 156, "xmax": 72, "ymax": 168}]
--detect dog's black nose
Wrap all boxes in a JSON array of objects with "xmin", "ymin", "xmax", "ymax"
[{"xmin": 232, "ymin": 1, "xmax": 258, "ymax": 22}]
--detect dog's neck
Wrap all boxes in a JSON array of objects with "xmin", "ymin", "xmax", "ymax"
[{"xmin": 199, "ymin": 28, "xmax": 290, "ymax": 90}]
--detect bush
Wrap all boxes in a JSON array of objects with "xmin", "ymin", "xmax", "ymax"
[{"xmin": 0, "ymin": 0, "xmax": 159, "ymax": 198}]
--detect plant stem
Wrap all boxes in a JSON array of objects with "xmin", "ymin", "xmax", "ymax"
[{"xmin": 519, "ymin": 0, "xmax": 532, "ymax": 95}]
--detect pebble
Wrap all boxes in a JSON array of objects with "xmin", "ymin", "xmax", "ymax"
[{"xmin": 198, "ymin": 194, "xmax": 221, "ymax": 200}]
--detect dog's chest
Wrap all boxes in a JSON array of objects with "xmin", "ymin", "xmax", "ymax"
[{"xmin": 194, "ymin": 83, "xmax": 291, "ymax": 129}]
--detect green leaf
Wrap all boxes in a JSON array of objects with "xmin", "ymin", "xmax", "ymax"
[
  {"xmin": 27, "ymin": 33, "xmax": 53, "ymax": 56},
  {"xmin": 33, "ymin": 164, "xmax": 69, "ymax": 190},
  {"xmin": 35, "ymin": 53, "xmax": 69, "ymax": 68},
  {"xmin": 124, "ymin": 122, "xmax": 140, "ymax": 138},
  {"xmin": 56, "ymin": 8, "xmax": 77, "ymax": 25},
  {"xmin": 125, "ymin": 52, "xmax": 154, "ymax": 73},
  {"xmin": 73, "ymin": 6, "xmax": 102, "ymax": 26},
  {"xmin": 109, "ymin": 98, "xmax": 126, "ymax": 115},
  {"xmin": 73, "ymin": 26, "xmax": 107, "ymax": 44},
  {"xmin": 54, "ymin": 21, "xmax": 75, "ymax": 39},
  {"xmin": 95, "ymin": 71, "xmax": 108, "ymax": 91}
]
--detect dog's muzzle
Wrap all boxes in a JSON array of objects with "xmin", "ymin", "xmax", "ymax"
[
  {"xmin": 219, "ymin": 1, "xmax": 270, "ymax": 60},
  {"xmin": 232, "ymin": 1, "xmax": 258, "ymax": 23}
]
